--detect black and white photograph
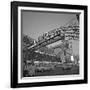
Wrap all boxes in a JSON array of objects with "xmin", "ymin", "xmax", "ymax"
[
  {"xmin": 22, "ymin": 10, "xmax": 80, "ymax": 77},
  {"xmin": 11, "ymin": 1, "xmax": 87, "ymax": 88}
]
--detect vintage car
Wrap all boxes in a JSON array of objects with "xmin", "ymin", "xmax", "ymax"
[
  {"xmin": 35, "ymin": 64, "xmax": 54, "ymax": 72},
  {"xmin": 61, "ymin": 63, "xmax": 73, "ymax": 70}
]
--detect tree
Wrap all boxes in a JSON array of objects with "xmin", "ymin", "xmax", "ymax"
[{"xmin": 22, "ymin": 34, "xmax": 35, "ymax": 50}]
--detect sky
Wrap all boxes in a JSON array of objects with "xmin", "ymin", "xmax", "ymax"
[
  {"xmin": 21, "ymin": 10, "xmax": 79, "ymax": 55},
  {"xmin": 21, "ymin": 10, "xmax": 76, "ymax": 40}
]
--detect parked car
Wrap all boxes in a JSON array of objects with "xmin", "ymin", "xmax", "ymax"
[
  {"xmin": 61, "ymin": 63, "xmax": 73, "ymax": 70},
  {"xmin": 35, "ymin": 64, "xmax": 54, "ymax": 72}
]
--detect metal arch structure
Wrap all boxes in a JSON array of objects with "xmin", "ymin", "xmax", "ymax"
[{"xmin": 28, "ymin": 15, "xmax": 79, "ymax": 51}]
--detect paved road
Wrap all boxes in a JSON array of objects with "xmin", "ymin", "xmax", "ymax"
[{"xmin": 34, "ymin": 65, "xmax": 79, "ymax": 77}]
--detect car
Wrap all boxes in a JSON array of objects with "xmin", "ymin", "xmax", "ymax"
[
  {"xmin": 61, "ymin": 63, "xmax": 72, "ymax": 70},
  {"xmin": 35, "ymin": 64, "xmax": 54, "ymax": 72}
]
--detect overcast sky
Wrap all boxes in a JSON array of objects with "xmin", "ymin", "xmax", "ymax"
[
  {"xmin": 21, "ymin": 10, "xmax": 76, "ymax": 40},
  {"xmin": 21, "ymin": 10, "xmax": 79, "ymax": 55}
]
